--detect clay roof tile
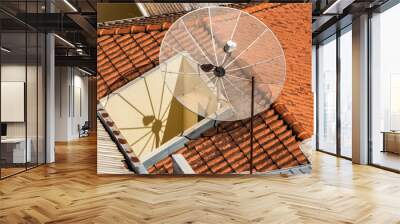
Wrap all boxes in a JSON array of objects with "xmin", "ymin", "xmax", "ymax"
[
  {"xmin": 146, "ymin": 24, "xmax": 162, "ymax": 32},
  {"xmin": 130, "ymin": 25, "xmax": 146, "ymax": 33},
  {"xmin": 149, "ymin": 103, "xmax": 310, "ymax": 174},
  {"xmin": 98, "ymin": 3, "xmax": 313, "ymax": 175}
]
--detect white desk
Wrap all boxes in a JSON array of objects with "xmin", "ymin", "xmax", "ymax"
[{"xmin": 1, "ymin": 138, "xmax": 31, "ymax": 163}]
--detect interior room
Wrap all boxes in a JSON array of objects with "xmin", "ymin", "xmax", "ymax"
[
  {"xmin": 1, "ymin": 0, "xmax": 400, "ymax": 223},
  {"xmin": 0, "ymin": 9, "xmax": 46, "ymax": 178},
  {"xmin": 54, "ymin": 66, "xmax": 92, "ymax": 141},
  {"xmin": 370, "ymin": 3, "xmax": 400, "ymax": 171},
  {"xmin": 0, "ymin": 0, "xmax": 97, "ymax": 179},
  {"xmin": 315, "ymin": 0, "xmax": 400, "ymax": 171}
]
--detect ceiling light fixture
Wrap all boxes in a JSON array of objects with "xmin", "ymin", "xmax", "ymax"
[
  {"xmin": 54, "ymin": 34, "xmax": 75, "ymax": 48},
  {"xmin": 78, "ymin": 67, "xmax": 94, "ymax": 76},
  {"xmin": 63, "ymin": 0, "xmax": 78, "ymax": 12},
  {"xmin": 323, "ymin": 0, "xmax": 355, "ymax": 15},
  {"xmin": 1, "ymin": 47, "xmax": 11, "ymax": 53}
]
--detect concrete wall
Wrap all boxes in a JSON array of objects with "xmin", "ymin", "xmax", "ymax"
[{"xmin": 55, "ymin": 67, "xmax": 89, "ymax": 141}]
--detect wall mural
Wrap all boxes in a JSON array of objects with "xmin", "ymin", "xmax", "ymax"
[{"xmin": 97, "ymin": 3, "xmax": 313, "ymax": 175}]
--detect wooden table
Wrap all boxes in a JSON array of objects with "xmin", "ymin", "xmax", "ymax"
[{"xmin": 381, "ymin": 131, "xmax": 400, "ymax": 154}]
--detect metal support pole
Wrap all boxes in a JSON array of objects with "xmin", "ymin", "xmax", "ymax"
[{"xmin": 250, "ymin": 76, "xmax": 255, "ymax": 174}]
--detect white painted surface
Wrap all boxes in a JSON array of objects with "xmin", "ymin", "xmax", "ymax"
[
  {"xmin": 1, "ymin": 138, "xmax": 32, "ymax": 163},
  {"xmin": 172, "ymin": 154, "xmax": 195, "ymax": 174},
  {"xmin": 1, "ymin": 82, "xmax": 25, "ymax": 122},
  {"xmin": 46, "ymin": 32, "xmax": 56, "ymax": 163},
  {"xmin": 55, "ymin": 66, "xmax": 89, "ymax": 141}
]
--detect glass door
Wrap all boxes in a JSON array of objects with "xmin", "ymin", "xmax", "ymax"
[
  {"xmin": 317, "ymin": 35, "xmax": 337, "ymax": 155},
  {"xmin": 339, "ymin": 26, "xmax": 352, "ymax": 158},
  {"xmin": 0, "ymin": 1, "xmax": 46, "ymax": 179},
  {"xmin": 1, "ymin": 30, "xmax": 28, "ymax": 178}
]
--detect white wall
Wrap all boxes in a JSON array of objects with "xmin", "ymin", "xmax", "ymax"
[
  {"xmin": 1, "ymin": 63, "xmax": 46, "ymax": 164},
  {"xmin": 55, "ymin": 66, "xmax": 89, "ymax": 141},
  {"xmin": 55, "ymin": 66, "xmax": 69, "ymax": 141},
  {"xmin": 1, "ymin": 64, "xmax": 42, "ymax": 137},
  {"xmin": 1, "ymin": 64, "xmax": 26, "ymax": 138}
]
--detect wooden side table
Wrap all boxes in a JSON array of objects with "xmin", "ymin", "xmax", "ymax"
[{"xmin": 381, "ymin": 131, "xmax": 400, "ymax": 154}]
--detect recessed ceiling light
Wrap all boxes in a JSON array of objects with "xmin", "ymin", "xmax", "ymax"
[
  {"xmin": 63, "ymin": 0, "xmax": 78, "ymax": 12},
  {"xmin": 1, "ymin": 47, "xmax": 11, "ymax": 53},
  {"xmin": 54, "ymin": 34, "xmax": 75, "ymax": 48},
  {"xmin": 78, "ymin": 67, "xmax": 94, "ymax": 76},
  {"xmin": 323, "ymin": 0, "xmax": 355, "ymax": 15}
]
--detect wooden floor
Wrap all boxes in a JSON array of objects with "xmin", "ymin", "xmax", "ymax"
[
  {"xmin": 373, "ymin": 150, "xmax": 400, "ymax": 171},
  {"xmin": 1, "ymin": 167, "xmax": 26, "ymax": 178},
  {"xmin": 1, "ymin": 135, "xmax": 400, "ymax": 224}
]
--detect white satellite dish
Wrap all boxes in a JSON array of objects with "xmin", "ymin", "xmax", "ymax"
[
  {"xmin": 159, "ymin": 6, "xmax": 286, "ymax": 173},
  {"xmin": 159, "ymin": 6, "xmax": 286, "ymax": 122}
]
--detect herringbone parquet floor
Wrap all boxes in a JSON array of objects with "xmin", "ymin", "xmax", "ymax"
[{"xmin": 1, "ymin": 135, "xmax": 400, "ymax": 224}]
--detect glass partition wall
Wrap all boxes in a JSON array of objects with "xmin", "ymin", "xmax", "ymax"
[
  {"xmin": 316, "ymin": 26, "xmax": 352, "ymax": 159},
  {"xmin": 0, "ymin": 2, "xmax": 46, "ymax": 179},
  {"xmin": 370, "ymin": 3, "xmax": 400, "ymax": 171},
  {"xmin": 339, "ymin": 26, "xmax": 352, "ymax": 159},
  {"xmin": 317, "ymin": 35, "xmax": 337, "ymax": 155}
]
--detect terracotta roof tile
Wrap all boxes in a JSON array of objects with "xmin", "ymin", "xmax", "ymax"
[
  {"xmin": 98, "ymin": 3, "xmax": 313, "ymax": 174},
  {"xmin": 149, "ymin": 103, "xmax": 309, "ymax": 174},
  {"xmin": 97, "ymin": 3, "xmax": 255, "ymax": 29},
  {"xmin": 97, "ymin": 24, "xmax": 169, "ymax": 99},
  {"xmin": 96, "ymin": 3, "xmax": 286, "ymax": 100}
]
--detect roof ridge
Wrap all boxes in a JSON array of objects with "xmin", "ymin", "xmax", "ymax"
[
  {"xmin": 97, "ymin": 3, "xmax": 256, "ymax": 28},
  {"xmin": 97, "ymin": 11, "xmax": 187, "ymax": 28},
  {"xmin": 97, "ymin": 3, "xmax": 281, "ymax": 36},
  {"xmin": 243, "ymin": 3, "xmax": 283, "ymax": 14},
  {"xmin": 97, "ymin": 104, "xmax": 145, "ymax": 173},
  {"xmin": 97, "ymin": 22, "xmax": 172, "ymax": 36}
]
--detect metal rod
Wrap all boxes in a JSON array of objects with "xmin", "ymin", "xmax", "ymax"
[
  {"xmin": 181, "ymin": 20, "xmax": 213, "ymax": 65},
  {"xmin": 0, "ymin": 24, "xmax": 2, "ymax": 178},
  {"xmin": 225, "ymin": 55, "xmax": 284, "ymax": 72},
  {"xmin": 367, "ymin": 10, "xmax": 373, "ymax": 165},
  {"xmin": 208, "ymin": 7, "xmax": 218, "ymax": 66},
  {"xmin": 222, "ymin": 77, "xmax": 244, "ymax": 95},
  {"xmin": 221, "ymin": 11, "xmax": 241, "ymax": 66},
  {"xmin": 250, "ymin": 76, "xmax": 255, "ymax": 174},
  {"xmin": 224, "ymin": 29, "xmax": 268, "ymax": 69},
  {"xmin": 162, "ymin": 41, "xmax": 203, "ymax": 66},
  {"xmin": 336, "ymin": 29, "xmax": 341, "ymax": 157},
  {"xmin": 25, "ymin": 6, "xmax": 28, "ymax": 171}
]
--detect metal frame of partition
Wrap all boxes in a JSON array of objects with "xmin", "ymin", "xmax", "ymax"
[
  {"xmin": 315, "ymin": 24, "xmax": 352, "ymax": 161},
  {"xmin": 0, "ymin": 0, "xmax": 47, "ymax": 180},
  {"xmin": 315, "ymin": 0, "xmax": 400, "ymax": 173},
  {"xmin": 0, "ymin": 18, "xmax": 2, "ymax": 179}
]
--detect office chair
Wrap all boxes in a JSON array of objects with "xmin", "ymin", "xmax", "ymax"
[{"xmin": 79, "ymin": 121, "xmax": 90, "ymax": 138}]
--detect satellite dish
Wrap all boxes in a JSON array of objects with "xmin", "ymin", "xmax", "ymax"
[{"xmin": 159, "ymin": 6, "xmax": 286, "ymax": 121}]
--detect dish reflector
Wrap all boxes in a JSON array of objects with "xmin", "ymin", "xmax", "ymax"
[{"xmin": 159, "ymin": 6, "xmax": 286, "ymax": 121}]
